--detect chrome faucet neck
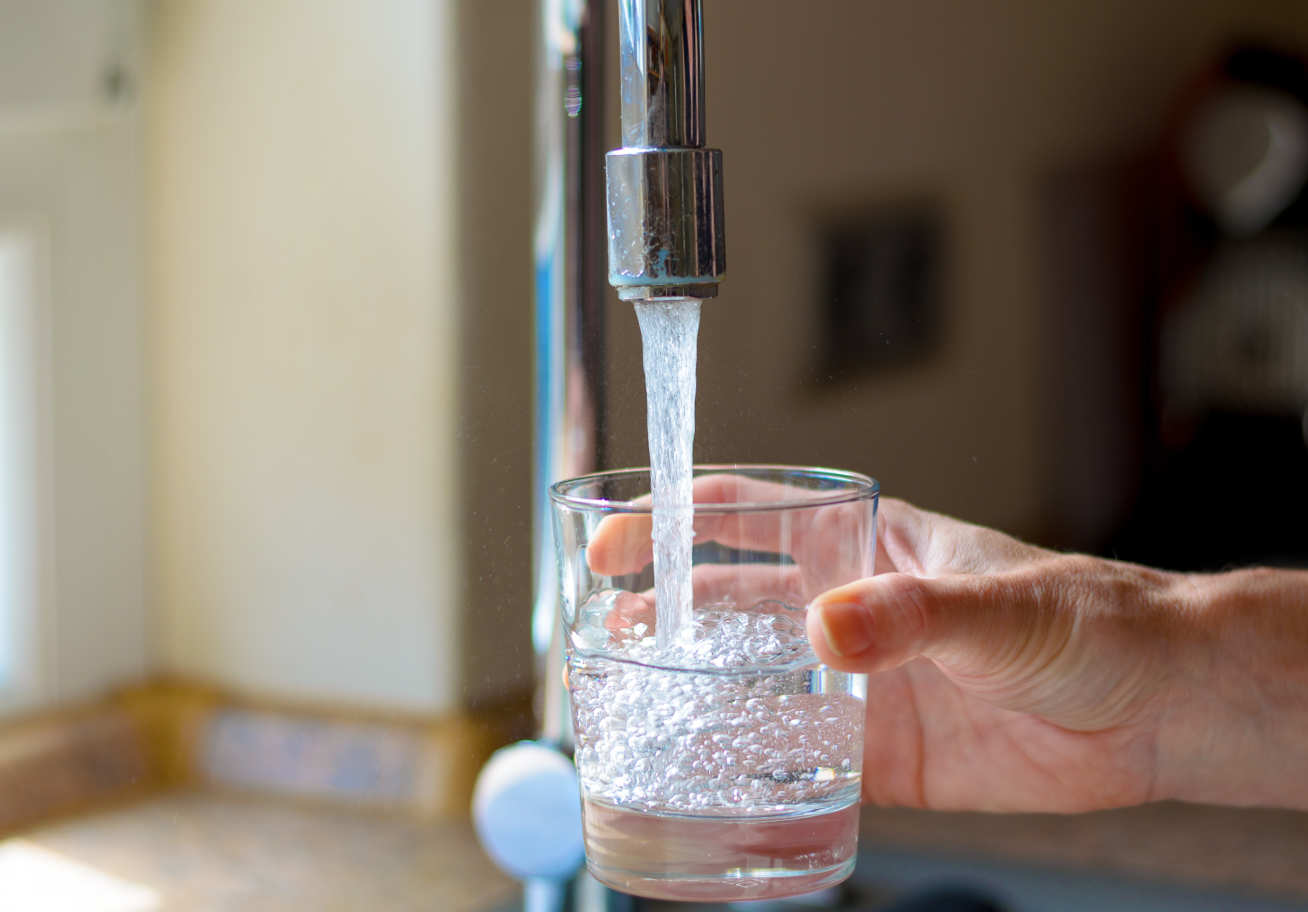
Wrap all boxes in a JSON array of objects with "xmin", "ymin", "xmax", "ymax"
[
  {"xmin": 607, "ymin": 0, "xmax": 726, "ymax": 302},
  {"xmin": 618, "ymin": 0, "xmax": 706, "ymax": 148}
]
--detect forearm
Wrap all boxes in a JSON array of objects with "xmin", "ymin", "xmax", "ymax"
[{"xmin": 1154, "ymin": 568, "xmax": 1308, "ymax": 809}]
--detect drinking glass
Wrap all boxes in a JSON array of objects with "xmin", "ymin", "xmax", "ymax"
[{"xmin": 550, "ymin": 465, "xmax": 878, "ymax": 901}]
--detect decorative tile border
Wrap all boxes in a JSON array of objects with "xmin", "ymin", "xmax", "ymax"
[{"xmin": 200, "ymin": 709, "xmax": 422, "ymax": 806}]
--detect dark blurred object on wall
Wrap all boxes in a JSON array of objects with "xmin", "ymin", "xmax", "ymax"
[
  {"xmin": 812, "ymin": 203, "xmax": 946, "ymax": 386},
  {"xmin": 1114, "ymin": 43, "xmax": 1308, "ymax": 571}
]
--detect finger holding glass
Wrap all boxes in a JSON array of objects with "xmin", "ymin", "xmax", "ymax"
[{"xmin": 585, "ymin": 471, "xmax": 878, "ymax": 635}]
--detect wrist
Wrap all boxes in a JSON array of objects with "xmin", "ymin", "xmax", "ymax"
[{"xmin": 1153, "ymin": 568, "xmax": 1308, "ymax": 809}]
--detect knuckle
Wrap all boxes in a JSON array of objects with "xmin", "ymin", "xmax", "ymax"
[{"xmin": 880, "ymin": 573, "xmax": 934, "ymax": 646}]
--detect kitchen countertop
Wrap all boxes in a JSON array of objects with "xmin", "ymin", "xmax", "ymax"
[
  {"xmin": 6, "ymin": 791, "xmax": 1306, "ymax": 910},
  {"xmin": 859, "ymin": 802, "xmax": 1308, "ymax": 903},
  {"xmin": 4, "ymin": 791, "xmax": 516, "ymax": 912}
]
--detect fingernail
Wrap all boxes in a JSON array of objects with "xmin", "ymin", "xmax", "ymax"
[{"xmin": 815, "ymin": 600, "xmax": 875, "ymax": 657}]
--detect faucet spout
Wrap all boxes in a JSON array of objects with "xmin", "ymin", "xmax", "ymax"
[
  {"xmin": 618, "ymin": 0, "xmax": 705, "ymax": 148},
  {"xmin": 607, "ymin": 0, "xmax": 726, "ymax": 301}
]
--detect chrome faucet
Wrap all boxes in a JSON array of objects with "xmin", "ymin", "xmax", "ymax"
[
  {"xmin": 535, "ymin": 0, "xmax": 726, "ymax": 744},
  {"xmin": 607, "ymin": 0, "xmax": 725, "ymax": 303},
  {"xmin": 475, "ymin": 2, "xmax": 724, "ymax": 908}
]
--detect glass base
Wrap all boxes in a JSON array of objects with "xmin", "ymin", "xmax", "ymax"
[
  {"xmin": 581, "ymin": 798, "xmax": 859, "ymax": 902},
  {"xmin": 588, "ymin": 856, "xmax": 856, "ymax": 902}
]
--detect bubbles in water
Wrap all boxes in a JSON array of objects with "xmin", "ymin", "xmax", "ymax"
[
  {"xmin": 568, "ymin": 598, "xmax": 865, "ymax": 816},
  {"xmin": 571, "ymin": 592, "xmax": 814, "ymax": 671}
]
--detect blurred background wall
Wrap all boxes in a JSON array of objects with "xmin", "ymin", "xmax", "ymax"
[
  {"xmin": 147, "ymin": 0, "xmax": 465, "ymax": 713},
  {"xmin": 604, "ymin": 0, "xmax": 1308, "ymax": 540},
  {"xmin": 3, "ymin": 0, "xmax": 1307, "ymax": 721}
]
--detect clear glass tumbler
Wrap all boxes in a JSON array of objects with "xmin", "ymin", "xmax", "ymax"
[{"xmin": 550, "ymin": 465, "xmax": 878, "ymax": 901}]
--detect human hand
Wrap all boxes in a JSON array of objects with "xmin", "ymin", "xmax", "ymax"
[
  {"xmin": 810, "ymin": 498, "xmax": 1308, "ymax": 813},
  {"xmin": 589, "ymin": 481, "xmax": 1308, "ymax": 814}
]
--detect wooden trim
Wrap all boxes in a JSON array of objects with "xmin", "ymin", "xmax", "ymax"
[
  {"xmin": 0, "ymin": 679, "xmax": 533, "ymax": 835},
  {"xmin": 0, "ymin": 704, "xmax": 153, "ymax": 835}
]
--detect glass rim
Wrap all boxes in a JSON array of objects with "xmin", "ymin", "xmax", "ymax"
[{"xmin": 548, "ymin": 464, "xmax": 880, "ymax": 514}]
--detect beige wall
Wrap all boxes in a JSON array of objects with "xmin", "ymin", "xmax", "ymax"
[
  {"xmin": 146, "ymin": 0, "xmax": 540, "ymax": 714},
  {"xmin": 147, "ymin": 0, "xmax": 463, "ymax": 713}
]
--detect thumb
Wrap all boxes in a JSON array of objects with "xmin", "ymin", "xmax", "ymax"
[{"xmin": 807, "ymin": 570, "xmax": 1062, "ymax": 679}]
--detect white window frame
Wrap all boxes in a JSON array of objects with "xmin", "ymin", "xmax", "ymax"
[{"xmin": 0, "ymin": 214, "xmax": 55, "ymax": 714}]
